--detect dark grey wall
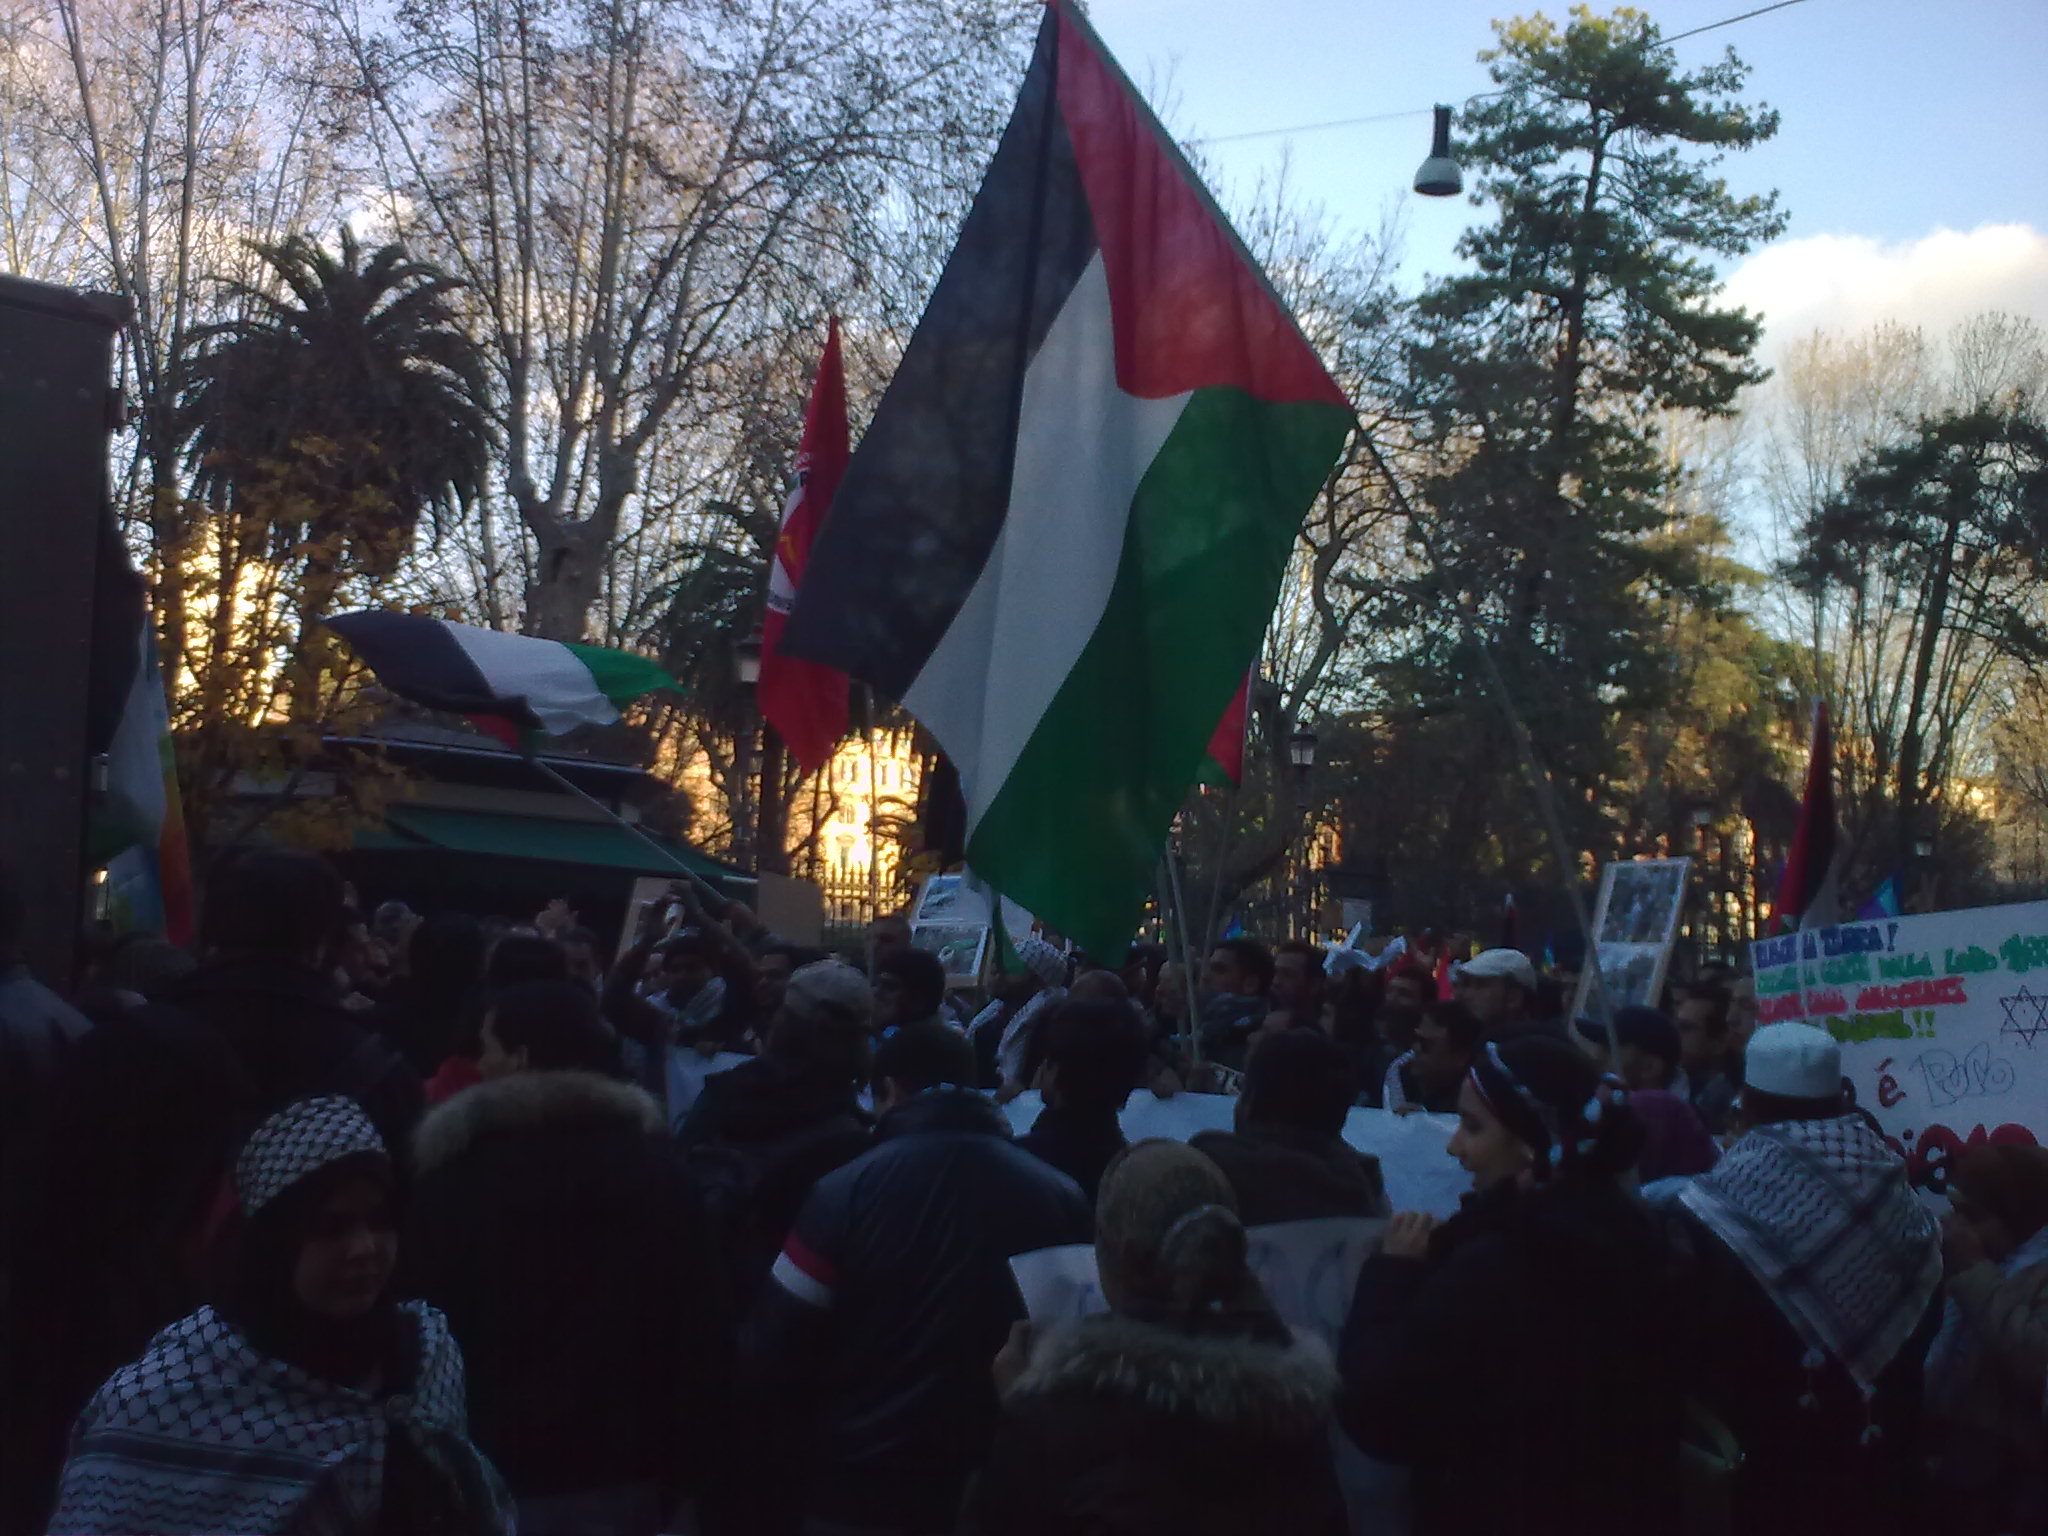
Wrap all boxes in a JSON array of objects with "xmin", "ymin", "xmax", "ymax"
[{"xmin": 0, "ymin": 275, "xmax": 125, "ymax": 987}]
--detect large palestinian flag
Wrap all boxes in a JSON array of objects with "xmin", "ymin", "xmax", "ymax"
[
  {"xmin": 781, "ymin": 1, "xmax": 1351, "ymax": 958},
  {"xmin": 326, "ymin": 611, "xmax": 675, "ymax": 748}
]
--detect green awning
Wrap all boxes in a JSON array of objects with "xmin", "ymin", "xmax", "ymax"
[{"xmin": 373, "ymin": 804, "xmax": 742, "ymax": 885}]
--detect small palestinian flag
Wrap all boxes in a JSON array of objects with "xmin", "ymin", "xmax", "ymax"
[
  {"xmin": 326, "ymin": 611, "xmax": 676, "ymax": 750},
  {"xmin": 781, "ymin": 1, "xmax": 1352, "ymax": 959},
  {"xmin": 1197, "ymin": 670, "xmax": 1253, "ymax": 788}
]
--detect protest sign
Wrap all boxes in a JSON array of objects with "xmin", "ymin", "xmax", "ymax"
[
  {"xmin": 1002, "ymin": 1091, "xmax": 1469, "ymax": 1217},
  {"xmin": 1749, "ymin": 899, "xmax": 2048, "ymax": 1196},
  {"xmin": 1573, "ymin": 857, "xmax": 1691, "ymax": 1023},
  {"xmin": 1011, "ymin": 1216, "xmax": 1383, "ymax": 1352},
  {"xmin": 664, "ymin": 1048, "xmax": 750, "ymax": 1127},
  {"xmin": 911, "ymin": 873, "xmax": 1033, "ymax": 987}
]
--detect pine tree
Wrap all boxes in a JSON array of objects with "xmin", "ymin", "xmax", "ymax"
[{"xmin": 1398, "ymin": 6, "xmax": 1785, "ymax": 842}]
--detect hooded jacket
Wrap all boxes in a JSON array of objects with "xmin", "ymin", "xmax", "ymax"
[
  {"xmin": 966, "ymin": 1313, "xmax": 1347, "ymax": 1536},
  {"xmin": 403, "ymin": 1071, "xmax": 728, "ymax": 1502},
  {"xmin": 1190, "ymin": 1122, "xmax": 1389, "ymax": 1226},
  {"xmin": 738, "ymin": 1086, "xmax": 1091, "ymax": 1533},
  {"xmin": 1341, "ymin": 1178, "xmax": 1683, "ymax": 1536}
]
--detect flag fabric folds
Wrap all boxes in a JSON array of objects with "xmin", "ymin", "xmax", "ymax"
[
  {"xmin": 1771, "ymin": 699, "xmax": 1843, "ymax": 935},
  {"xmin": 759, "ymin": 319, "xmax": 852, "ymax": 774},
  {"xmin": 326, "ymin": 611, "xmax": 675, "ymax": 748},
  {"xmin": 780, "ymin": 1, "xmax": 1353, "ymax": 959},
  {"xmin": 91, "ymin": 615, "xmax": 194, "ymax": 945},
  {"xmin": 86, "ymin": 508, "xmax": 193, "ymax": 945}
]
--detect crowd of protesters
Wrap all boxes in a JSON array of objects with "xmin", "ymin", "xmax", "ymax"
[{"xmin": 1, "ymin": 846, "xmax": 2043, "ymax": 1536}]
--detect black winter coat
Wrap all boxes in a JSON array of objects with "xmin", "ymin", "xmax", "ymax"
[
  {"xmin": 1191, "ymin": 1122, "xmax": 1388, "ymax": 1226},
  {"xmin": 966, "ymin": 1312, "xmax": 1347, "ymax": 1536},
  {"xmin": 156, "ymin": 957, "xmax": 425, "ymax": 1163},
  {"xmin": 1661, "ymin": 1204, "xmax": 1939, "ymax": 1536},
  {"xmin": 1341, "ymin": 1179, "xmax": 1683, "ymax": 1536},
  {"xmin": 1014, "ymin": 1102, "xmax": 1127, "ymax": 1205},
  {"xmin": 403, "ymin": 1070, "xmax": 729, "ymax": 1502},
  {"xmin": 675, "ymin": 1055, "xmax": 872, "ymax": 1305},
  {"xmin": 738, "ymin": 1087, "xmax": 1091, "ymax": 1534}
]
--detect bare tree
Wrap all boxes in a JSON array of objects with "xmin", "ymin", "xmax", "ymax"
[{"xmin": 318, "ymin": 0, "xmax": 1032, "ymax": 641}]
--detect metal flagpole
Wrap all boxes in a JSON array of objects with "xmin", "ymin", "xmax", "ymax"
[
  {"xmin": 1163, "ymin": 846, "xmax": 1204, "ymax": 1067},
  {"xmin": 526, "ymin": 755, "xmax": 731, "ymax": 905}
]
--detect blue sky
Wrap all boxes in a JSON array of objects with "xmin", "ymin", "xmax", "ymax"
[{"xmin": 1083, "ymin": 0, "xmax": 2048, "ymax": 352}]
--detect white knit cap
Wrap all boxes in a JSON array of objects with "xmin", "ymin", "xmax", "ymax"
[{"xmin": 1743, "ymin": 1022, "xmax": 1842, "ymax": 1100}]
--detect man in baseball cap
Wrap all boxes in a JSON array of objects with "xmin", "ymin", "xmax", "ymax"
[{"xmin": 1450, "ymin": 947, "xmax": 1547, "ymax": 1040}]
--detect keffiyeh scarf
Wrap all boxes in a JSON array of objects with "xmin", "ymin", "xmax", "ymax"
[
  {"xmin": 47, "ymin": 1302, "xmax": 512, "ymax": 1536},
  {"xmin": 996, "ymin": 985, "xmax": 1065, "ymax": 1087},
  {"xmin": 1679, "ymin": 1115, "xmax": 1941, "ymax": 1395}
]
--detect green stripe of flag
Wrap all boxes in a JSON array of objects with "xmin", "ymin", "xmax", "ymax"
[
  {"xmin": 562, "ymin": 642, "xmax": 679, "ymax": 708},
  {"xmin": 965, "ymin": 388, "xmax": 1352, "ymax": 958}
]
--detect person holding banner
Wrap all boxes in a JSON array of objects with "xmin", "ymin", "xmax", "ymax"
[
  {"xmin": 1339, "ymin": 1035, "xmax": 1678, "ymax": 1535},
  {"xmin": 967, "ymin": 1139, "xmax": 1346, "ymax": 1536}
]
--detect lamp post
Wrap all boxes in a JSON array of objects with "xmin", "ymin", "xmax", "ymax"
[
  {"xmin": 733, "ymin": 625, "xmax": 763, "ymax": 870},
  {"xmin": 1688, "ymin": 803, "xmax": 1715, "ymax": 964},
  {"xmin": 1287, "ymin": 724, "xmax": 1318, "ymax": 935}
]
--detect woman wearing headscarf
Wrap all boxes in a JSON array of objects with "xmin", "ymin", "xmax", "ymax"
[
  {"xmin": 1340, "ymin": 1035, "xmax": 1681, "ymax": 1536},
  {"xmin": 965, "ymin": 1139, "xmax": 1346, "ymax": 1536},
  {"xmin": 1925, "ymin": 1142, "xmax": 2048, "ymax": 1535},
  {"xmin": 46, "ymin": 1097, "xmax": 511, "ymax": 1536}
]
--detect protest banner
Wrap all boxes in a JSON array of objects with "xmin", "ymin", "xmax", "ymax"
[
  {"xmin": 1002, "ymin": 1091, "xmax": 1470, "ymax": 1217},
  {"xmin": 1749, "ymin": 899, "xmax": 2048, "ymax": 1196}
]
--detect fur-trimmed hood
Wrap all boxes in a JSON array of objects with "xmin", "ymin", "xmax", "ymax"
[
  {"xmin": 1006, "ymin": 1312, "xmax": 1338, "ymax": 1434},
  {"xmin": 414, "ymin": 1070, "xmax": 664, "ymax": 1174}
]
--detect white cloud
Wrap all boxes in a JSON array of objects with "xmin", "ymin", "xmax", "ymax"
[{"xmin": 1720, "ymin": 224, "xmax": 2048, "ymax": 368}]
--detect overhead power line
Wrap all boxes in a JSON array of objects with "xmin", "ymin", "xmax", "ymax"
[{"xmin": 1188, "ymin": 0, "xmax": 1812, "ymax": 148}]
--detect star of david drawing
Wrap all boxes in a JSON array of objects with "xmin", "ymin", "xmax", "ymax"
[{"xmin": 2001, "ymin": 985, "xmax": 2048, "ymax": 1048}]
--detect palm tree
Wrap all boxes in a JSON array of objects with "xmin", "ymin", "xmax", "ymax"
[{"xmin": 176, "ymin": 230, "xmax": 492, "ymax": 710}]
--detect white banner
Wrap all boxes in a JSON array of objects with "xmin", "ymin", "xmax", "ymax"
[
  {"xmin": 1011, "ymin": 1215, "xmax": 1384, "ymax": 1351},
  {"xmin": 1002, "ymin": 1090, "xmax": 1470, "ymax": 1217},
  {"xmin": 1749, "ymin": 899, "xmax": 2048, "ymax": 1197}
]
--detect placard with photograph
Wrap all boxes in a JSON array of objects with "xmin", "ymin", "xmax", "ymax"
[
  {"xmin": 1572, "ymin": 857, "xmax": 1692, "ymax": 1023},
  {"xmin": 911, "ymin": 921, "xmax": 988, "ymax": 983}
]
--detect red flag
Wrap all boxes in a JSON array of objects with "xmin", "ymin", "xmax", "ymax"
[
  {"xmin": 760, "ymin": 320, "xmax": 851, "ymax": 773},
  {"xmin": 1200, "ymin": 669, "xmax": 1252, "ymax": 786},
  {"xmin": 1770, "ymin": 699, "xmax": 1842, "ymax": 935}
]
